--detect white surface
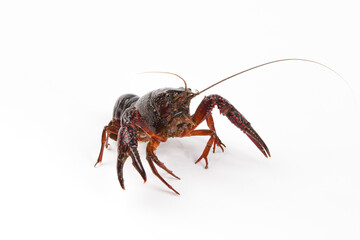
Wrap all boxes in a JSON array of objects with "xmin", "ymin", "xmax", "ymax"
[{"xmin": 1, "ymin": 1, "xmax": 359, "ymax": 239}]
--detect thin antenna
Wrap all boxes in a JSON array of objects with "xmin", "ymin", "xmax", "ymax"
[
  {"xmin": 140, "ymin": 71, "xmax": 188, "ymax": 92},
  {"xmin": 196, "ymin": 58, "xmax": 349, "ymax": 96}
]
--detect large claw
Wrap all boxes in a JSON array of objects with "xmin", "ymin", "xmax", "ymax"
[
  {"xmin": 116, "ymin": 110, "xmax": 148, "ymax": 190},
  {"xmin": 117, "ymin": 149, "xmax": 147, "ymax": 190},
  {"xmin": 243, "ymin": 123, "xmax": 271, "ymax": 158},
  {"xmin": 117, "ymin": 153, "xmax": 127, "ymax": 189},
  {"xmin": 129, "ymin": 148, "xmax": 147, "ymax": 183},
  {"xmin": 192, "ymin": 95, "xmax": 270, "ymax": 159}
]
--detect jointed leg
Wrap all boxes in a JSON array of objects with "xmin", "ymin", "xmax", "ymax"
[
  {"xmin": 146, "ymin": 140, "xmax": 180, "ymax": 195},
  {"xmin": 146, "ymin": 141, "xmax": 180, "ymax": 180},
  {"xmin": 95, "ymin": 121, "xmax": 120, "ymax": 167},
  {"xmin": 182, "ymin": 114, "xmax": 225, "ymax": 169},
  {"xmin": 206, "ymin": 114, "xmax": 226, "ymax": 153},
  {"xmin": 186, "ymin": 130, "xmax": 216, "ymax": 169}
]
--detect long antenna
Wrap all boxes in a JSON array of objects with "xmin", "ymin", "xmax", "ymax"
[
  {"xmin": 196, "ymin": 58, "xmax": 348, "ymax": 95},
  {"xmin": 140, "ymin": 71, "xmax": 188, "ymax": 92}
]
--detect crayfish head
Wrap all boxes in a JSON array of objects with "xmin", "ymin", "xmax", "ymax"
[
  {"xmin": 153, "ymin": 88, "xmax": 194, "ymax": 117},
  {"xmin": 156, "ymin": 88, "xmax": 196, "ymax": 137}
]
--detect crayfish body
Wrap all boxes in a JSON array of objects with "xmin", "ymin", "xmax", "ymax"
[
  {"xmin": 95, "ymin": 87, "xmax": 270, "ymax": 195},
  {"xmin": 95, "ymin": 58, "xmax": 341, "ymax": 194}
]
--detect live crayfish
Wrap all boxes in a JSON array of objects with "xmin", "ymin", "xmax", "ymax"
[{"xmin": 95, "ymin": 58, "xmax": 335, "ymax": 195}]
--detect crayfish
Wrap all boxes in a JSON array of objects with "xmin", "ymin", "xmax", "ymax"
[{"xmin": 95, "ymin": 58, "xmax": 332, "ymax": 195}]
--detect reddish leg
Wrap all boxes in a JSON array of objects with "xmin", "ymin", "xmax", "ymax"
[
  {"xmin": 95, "ymin": 121, "xmax": 120, "ymax": 167},
  {"xmin": 146, "ymin": 141, "xmax": 180, "ymax": 195},
  {"xmin": 186, "ymin": 130, "xmax": 217, "ymax": 169},
  {"xmin": 206, "ymin": 114, "xmax": 226, "ymax": 153},
  {"xmin": 184, "ymin": 94, "xmax": 270, "ymax": 167},
  {"xmin": 146, "ymin": 141, "xmax": 180, "ymax": 180}
]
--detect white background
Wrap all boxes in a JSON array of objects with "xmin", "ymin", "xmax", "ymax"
[{"xmin": 1, "ymin": 1, "xmax": 359, "ymax": 239}]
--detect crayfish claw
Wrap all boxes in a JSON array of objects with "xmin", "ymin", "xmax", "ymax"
[
  {"xmin": 130, "ymin": 149, "xmax": 147, "ymax": 183},
  {"xmin": 117, "ymin": 153, "xmax": 127, "ymax": 190},
  {"xmin": 244, "ymin": 128, "xmax": 271, "ymax": 158}
]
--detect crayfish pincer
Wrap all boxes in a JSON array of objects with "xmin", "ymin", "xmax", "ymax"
[{"xmin": 95, "ymin": 59, "xmax": 331, "ymax": 195}]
